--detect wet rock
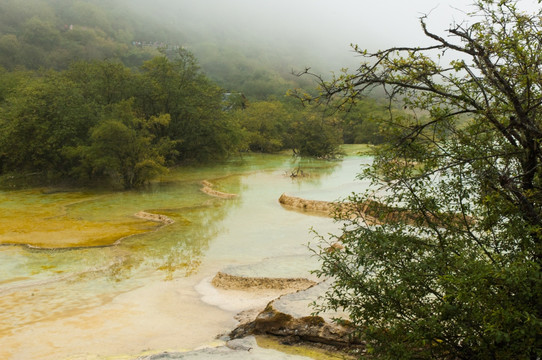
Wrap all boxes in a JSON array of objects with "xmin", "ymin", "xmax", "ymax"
[
  {"xmin": 198, "ymin": 261, "xmax": 318, "ymax": 319},
  {"xmin": 278, "ymin": 193, "xmax": 438, "ymax": 226},
  {"xmin": 278, "ymin": 193, "xmax": 376, "ymax": 224},
  {"xmin": 230, "ymin": 282, "xmax": 364, "ymax": 352}
]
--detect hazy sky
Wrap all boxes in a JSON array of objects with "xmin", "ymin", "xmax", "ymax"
[
  {"xmin": 139, "ymin": 0, "xmax": 540, "ymax": 71},
  {"xmin": 169, "ymin": 0, "xmax": 476, "ymax": 47}
]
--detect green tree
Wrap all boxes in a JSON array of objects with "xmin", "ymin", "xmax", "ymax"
[
  {"xmin": 304, "ymin": 1, "xmax": 542, "ymax": 358},
  {"xmin": 79, "ymin": 101, "xmax": 167, "ymax": 189},
  {"xmin": 138, "ymin": 49, "xmax": 244, "ymax": 162},
  {"xmin": 21, "ymin": 16, "xmax": 60, "ymax": 51},
  {"xmin": 65, "ymin": 60, "xmax": 135, "ymax": 105},
  {"xmin": 288, "ymin": 107, "xmax": 343, "ymax": 159},
  {"xmin": 0, "ymin": 35, "xmax": 22, "ymax": 69},
  {"xmin": 341, "ymin": 99, "xmax": 392, "ymax": 145},
  {"xmin": 0, "ymin": 71, "xmax": 97, "ymax": 178},
  {"xmin": 235, "ymin": 100, "xmax": 291, "ymax": 153}
]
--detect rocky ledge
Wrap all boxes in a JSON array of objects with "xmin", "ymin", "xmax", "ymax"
[
  {"xmin": 229, "ymin": 281, "xmax": 365, "ymax": 354},
  {"xmin": 134, "ymin": 211, "xmax": 175, "ymax": 225},
  {"xmin": 201, "ymin": 180, "xmax": 238, "ymax": 199},
  {"xmin": 278, "ymin": 193, "xmax": 378, "ymax": 225},
  {"xmin": 212, "ymin": 272, "xmax": 316, "ymax": 291}
]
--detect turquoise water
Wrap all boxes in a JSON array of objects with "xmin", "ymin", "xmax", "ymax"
[{"xmin": 0, "ymin": 151, "xmax": 371, "ymax": 359}]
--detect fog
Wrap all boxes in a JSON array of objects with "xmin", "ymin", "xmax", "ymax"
[
  {"xmin": 121, "ymin": 0, "xmax": 540, "ymax": 92},
  {"xmin": 126, "ymin": 0, "xmax": 485, "ymax": 71},
  {"xmin": 165, "ymin": 0, "xmax": 474, "ymax": 46}
]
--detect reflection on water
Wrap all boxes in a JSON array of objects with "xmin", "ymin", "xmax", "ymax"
[{"xmin": 0, "ymin": 151, "xmax": 371, "ymax": 359}]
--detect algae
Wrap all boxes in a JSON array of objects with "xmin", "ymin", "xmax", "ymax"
[{"xmin": 255, "ymin": 335, "xmax": 355, "ymax": 360}]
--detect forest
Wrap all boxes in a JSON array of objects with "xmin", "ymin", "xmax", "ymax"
[{"xmin": 0, "ymin": 0, "xmax": 391, "ymax": 189}]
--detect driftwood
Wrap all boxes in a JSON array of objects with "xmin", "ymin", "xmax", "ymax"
[{"xmin": 287, "ymin": 166, "xmax": 308, "ymax": 178}]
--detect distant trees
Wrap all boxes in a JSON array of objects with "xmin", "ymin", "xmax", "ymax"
[
  {"xmin": 341, "ymin": 99, "xmax": 391, "ymax": 145},
  {"xmin": 289, "ymin": 110, "xmax": 343, "ymax": 159},
  {"xmin": 234, "ymin": 100, "xmax": 291, "ymax": 153},
  {"xmin": 0, "ymin": 50, "xmax": 244, "ymax": 188},
  {"xmin": 0, "ymin": 0, "xmax": 160, "ymax": 71},
  {"xmin": 231, "ymin": 98, "xmax": 344, "ymax": 158},
  {"xmin": 0, "ymin": 44, "xmax": 390, "ymax": 189},
  {"xmin": 78, "ymin": 103, "xmax": 169, "ymax": 189},
  {"xmin": 0, "ymin": 0, "xmax": 320, "ymax": 100},
  {"xmin": 0, "ymin": 70, "xmax": 95, "ymax": 177},
  {"xmin": 0, "ymin": 0, "xmax": 402, "ymax": 188},
  {"xmin": 138, "ymin": 50, "xmax": 244, "ymax": 162}
]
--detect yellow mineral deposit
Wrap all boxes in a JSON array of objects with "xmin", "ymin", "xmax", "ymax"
[{"xmin": 0, "ymin": 191, "xmax": 161, "ymax": 249}]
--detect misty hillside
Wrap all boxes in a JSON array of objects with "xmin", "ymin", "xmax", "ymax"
[
  {"xmin": 0, "ymin": 0, "xmax": 167, "ymax": 69},
  {"xmin": 0, "ymin": 0, "xmax": 338, "ymax": 99}
]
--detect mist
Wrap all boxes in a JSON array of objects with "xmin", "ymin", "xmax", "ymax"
[
  {"xmin": 2, "ymin": 0, "xmax": 539, "ymax": 97},
  {"xmin": 127, "ymin": 0, "xmax": 484, "ymax": 73}
]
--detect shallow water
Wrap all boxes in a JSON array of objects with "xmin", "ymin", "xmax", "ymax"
[{"xmin": 0, "ymin": 151, "xmax": 372, "ymax": 360}]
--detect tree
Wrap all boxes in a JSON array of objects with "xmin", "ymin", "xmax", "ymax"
[
  {"xmin": 0, "ymin": 70, "xmax": 97, "ymax": 178},
  {"xmin": 21, "ymin": 16, "xmax": 60, "ymax": 51},
  {"xmin": 138, "ymin": 49, "xmax": 244, "ymax": 162},
  {"xmin": 340, "ymin": 99, "xmax": 392, "ymax": 145},
  {"xmin": 303, "ymin": 1, "xmax": 541, "ymax": 358},
  {"xmin": 65, "ymin": 60, "xmax": 136, "ymax": 106},
  {"xmin": 235, "ymin": 100, "xmax": 291, "ymax": 153},
  {"xmin": 288, "ymin": 107, "xmax": 343, "ymax": 159},
  {"xmin": 79, "ymin": 101, "xmax": 168, "ymax": 189}
]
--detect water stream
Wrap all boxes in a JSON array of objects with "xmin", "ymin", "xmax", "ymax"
[{"xmin": 0, "ymin": 151, "xmax": 372, "ymax": 359}]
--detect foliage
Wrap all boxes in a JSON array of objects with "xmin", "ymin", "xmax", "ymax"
[
  {"xmin": 0, "ymin": 0, "xmax": 321, "ymax": 100},
  {"xmin": 0, "ymin": 51, "xmax": 245, "ymax": 188},
  {"xmin": 138, "ymin": 49, "xmax": 244, "ymax": 162},
  {"xmin": 0, "ymin": 0, "xmax": 163, "ymax": 71},
  {"xmin": 305, "ymin": 1, "xmax": 542, "ymax": 359},
  {"xmin": 232, "ymin": 98, "xmax": 344, "ymax": 158},
  {"xmin": 288, "ymin": 108, "xmax": 344, "ymax": 159},
  {"xmin": 340, "ymin": 99, "xmax": 393, "ymax": 145},
  {"xmin": 79, "ymin": 102, "xmax": 168, "ymax": 189},
  {"xmin": 233, "ymin": 100, "xmax": 292, "ymax": 153},
  {"xmin": 0, "ymin": 70, "xmax": 98, "ymax": 178}
]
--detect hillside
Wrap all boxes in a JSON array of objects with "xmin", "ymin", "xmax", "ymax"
[{"xmin": 0, "ymin": 0, "xmax": 321, "ymax": 99}]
